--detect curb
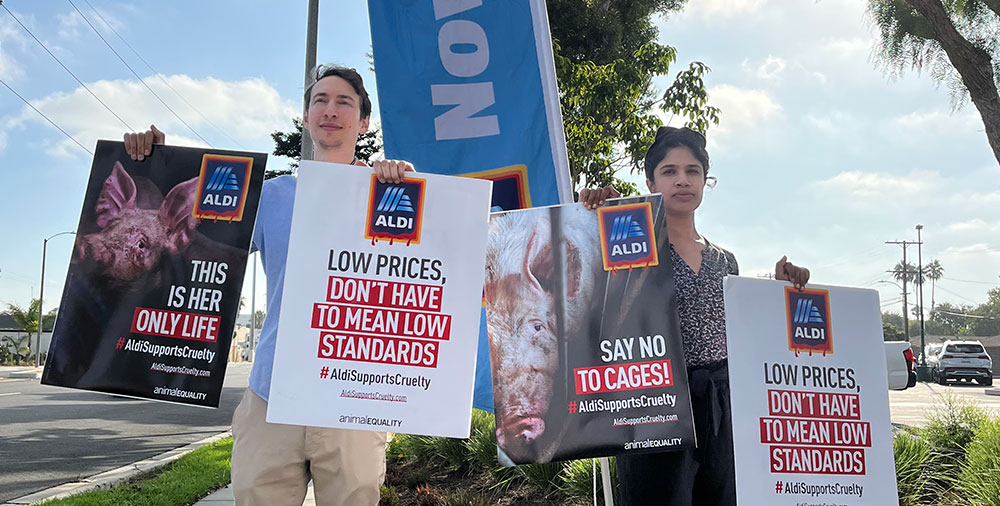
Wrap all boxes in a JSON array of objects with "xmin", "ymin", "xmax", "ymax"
[
  {"xmin": 8, "ymin": 368, "xmax": 42, "ymax": 380},
  {"xmin": 2, "ymin": 431, "xmax": 232, "ymax": 506},
  {"xmin": 986, "ymin": 388, "xmax": 1000, "ymax": 397}
]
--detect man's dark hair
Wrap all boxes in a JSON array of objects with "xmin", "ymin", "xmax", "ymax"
[
  {"xmin": 643, "ymin": 126, "xmax": 711, "ymax": 181},
  {"xmin": 304, "ymin": 64, "xmax": 372, "ymax": 120}
]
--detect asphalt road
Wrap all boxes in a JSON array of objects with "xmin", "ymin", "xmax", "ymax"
[{"xmin": 0, "ymin": 363, "xmax": 250, "ymax": 503}]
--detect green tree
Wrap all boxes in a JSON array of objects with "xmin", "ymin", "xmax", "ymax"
[
  {"xmin": 892, "ymin": 261, "xmax": 919, "ymax": 285},
  {"xmin": 269, "ymin": 118, "xmax": 382, "ymax": 177},
  {"xmin": 970, "ymin": 287, "xmax": 1000, "ymax": 336},
  {"xmin": 883, "ymin": 321, "xmax": 907, "ymax": 341},
  {"xmin": 547, "ymin": 0, "xmax": 719, "ymax": 193},
  {"xmin": 930, "ymin": 302, "xmax": 978, "ymax": 335},
  {"xmin": 6, "ymin": 300, "xmax": 39, "ymax": 337},
  {"xmin": 868, "ymin": 0, "xmax": 1000, "ymax": 164},
  {"xmin": 924, "ymin": 259, "xmax": 944, "ymax": 309}
]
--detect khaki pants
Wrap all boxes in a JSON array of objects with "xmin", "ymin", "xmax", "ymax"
[{"xmin": 231, "ymin": 390, "xmax": 387, "ymax": 506}]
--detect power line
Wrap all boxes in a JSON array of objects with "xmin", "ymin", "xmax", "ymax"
[
  {"xmin": 941, "ymin": 277, "xmax": 1000, "ymax": 286},
  {"xmin": 80, "ymin": 0, "xmax": 246, "ymax": 149},
  {"xmin": 1, "ymin": 2, "xmax": 134, "ymax": 132},
  {"xmin": 66, "ymin": 0, "xmax": 212, "ymax": 146},
  {"xmin": 935, "ymin": 284, "xmax": 982, "ymax": 305},
  {"xmin": 0, "ymin": 77, "xmax": 93, "ymax": 155}
]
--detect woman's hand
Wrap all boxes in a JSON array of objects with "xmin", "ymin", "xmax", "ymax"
[
  {"xmin": 373, "ymin": 159, "xmax": 415, "ymax": 184},
  {"xmin": 578, "ymin": 185, "xmax": 620, "ymax": 210},
  {"xmin": 776, "ymin": 255, "xmax": 810, "ymax": 290}
]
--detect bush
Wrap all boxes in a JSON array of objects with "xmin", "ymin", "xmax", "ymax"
[
  {"xmin": 517, "ymin": 462, "xmax": 566, "ymax": 496},
  {"xmin": 894, "ymin": 431, "xmax": 931, "ymax": 506},
  {"xmin": 560, "ymin": 457, "xmax": 618, "ymax": 505},
  {"xmin": 957, "ymin": 418, "xmax": 1000, "ymax": 506}
]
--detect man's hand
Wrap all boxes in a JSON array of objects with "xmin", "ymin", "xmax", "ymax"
[
  {"xmin": 372, "ymin": 159, "xmax": 415, "ymax": 184},
  {"xmin": 776, "ymin": 255, "xmax": 810, "ymax": 291},
  {"xmin": 124, "ymin": 125, "xmax": 165, "ymax": 161},
  {"xmin": 578, "ymin": 186, "xmax": 620, "ymax": 210}
]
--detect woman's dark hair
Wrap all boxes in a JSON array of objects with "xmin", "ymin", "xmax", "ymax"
[
  {"xmin": 643, "ymin": 126, "xmax": 710, "ymax": 181},
  {"xmin": 304, "ymin": 64, "xmax": 372, "ymax": 120}
]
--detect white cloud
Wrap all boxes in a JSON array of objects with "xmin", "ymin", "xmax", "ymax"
[
  {"xmin": 4, "ymin": 74, "xmax": 298, "ymax": 159},
  {"xmin": 821, "ymin": 37, "xmax": 871, "ymax": 60},
  {"xmin": 891, "ymin": 109, "xmax": 981, "ymax": 133},
  {"xmin": 706, "ymin": 84, "xmax": 782, "ymax": 137},
  {"xmin": 756, "ymin": 55, "xmax": 786, "ymax": 79},
  {"xmin": 812, "ymin": 169, "xmax": 938, "ymax": 199},
  {"xmin": 0, "ymin": 17, "xmax": 28, "ymax": 81},
  {"xmin": 683, "ymin": 0, "xmax": 767, "ymax": 18},
  {"xmin": 57, "ymin": 7, "xmax": 123, "ymax": 41},
  {"xmin": 946, "ymin": 219, "xmax": 1000, "ymax": 233}
]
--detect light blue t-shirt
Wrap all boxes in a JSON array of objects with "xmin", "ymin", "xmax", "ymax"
[
  {"xmin": 248, "ymin": 175, "xmax": 296, "ymax": 402},
  {"xmin": 247, "ymin": 173, "xmax": 496, "ymax": 411}
]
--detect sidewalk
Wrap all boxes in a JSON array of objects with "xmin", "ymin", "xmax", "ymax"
[{"xmin": 196, "ymin": 483, "xmax": 315, "ymax": 505}]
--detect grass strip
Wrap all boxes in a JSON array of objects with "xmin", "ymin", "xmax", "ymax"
[{"xmin": 41, "ymin": 437, "xmax": 232, "ymax": 506}]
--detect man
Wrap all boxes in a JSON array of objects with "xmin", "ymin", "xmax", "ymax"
[{"xmin": 125, "ymin": 65, "xmax": 411, "ymax": 506}]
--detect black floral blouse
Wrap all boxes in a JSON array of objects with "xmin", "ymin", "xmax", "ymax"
[{"xmin": 670, "ymin": 239, "xmax": 739, "ymax": 367}]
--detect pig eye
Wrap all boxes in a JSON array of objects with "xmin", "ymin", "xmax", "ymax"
[
  {"xmin": 533, "ymin": 322, "xmax": 544, "ymax": 332},
  {"xmin": 137, "ymin": 240, "xmax": 146, "ymax": 250}
]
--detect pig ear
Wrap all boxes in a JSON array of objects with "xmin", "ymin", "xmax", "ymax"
[
  {"xmin": 95, "ymin": 162, "xmax": 137, "ymax": 228},
  {"xmin": 525, "ymin": 244, "xmax": 555, "ymax": 295},
  {"xmin": 158, "ymin": 178, "xmax": 199, "ymax": 254}
]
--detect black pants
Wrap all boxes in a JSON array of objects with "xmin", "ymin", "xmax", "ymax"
[{"xmin": 617, "ymin": 360, "xmax": 736, "ymax": 506}]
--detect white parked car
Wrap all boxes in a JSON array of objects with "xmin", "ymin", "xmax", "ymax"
[
  {"xmin": 926, "ymin": 340, "xmax": 993, "ymax": 386},
  {"xmin": 885, "ymin": 341, "xmax": 916, "ymax": 390}
]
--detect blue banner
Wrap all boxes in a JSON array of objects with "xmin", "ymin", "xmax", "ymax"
[{"xmin": 369, "ymin": 0, "xmax": 572, "ymax": 412}]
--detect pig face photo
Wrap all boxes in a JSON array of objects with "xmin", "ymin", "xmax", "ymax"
[
  {"xmin": 72, "ymin": 162, "xmax": 200, "ymax": 291},
  {"xmin": 485, "ymin": 195, "xmax": 695, "ymax": 465},
  {"xmin": 484, "ymin": 205, "xmax": 604, "ymax": 464}
]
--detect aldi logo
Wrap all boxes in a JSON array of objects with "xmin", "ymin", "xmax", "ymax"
[
  {"xmin": 596, "ymin": 202, "xmax": 658, "ymax": 271},
  {"xmin": 785, "ymin": 287, "xmax": 833, "ymax": 356},
  {"xmin": 193, "ymin": 154, "xmax": 254, "ymax": 222},
  {"xmin": 365, "ymin": 175, "xmax": 426, "ymax": 245}
]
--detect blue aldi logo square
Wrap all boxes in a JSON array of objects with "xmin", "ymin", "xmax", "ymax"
[
  {"xmin": 365, "ymin": 176, "xmax": 426, "ymax": 245},
  {"xmin": 785, "ymin": 287, "xmax": 833, "ymax": 356},
  {"xmin": 193, "ymin": 154, "xmax": 254, "ymax": 222},
  {"xmin": 596, "ymin": 202, "xmax": 658, "ymax": 271}
]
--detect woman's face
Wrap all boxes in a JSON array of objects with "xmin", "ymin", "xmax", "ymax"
[{"xmin": 645, "ymin": 146, "xmax": 706, "ymax": 215}]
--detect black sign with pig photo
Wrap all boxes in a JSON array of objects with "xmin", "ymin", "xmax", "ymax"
[
  {"xmin": 485, "ymin": 195, "xmax": 695, "ymax": 465},
  {"xmin": 41, "ymin": 141, "xmax": 265, "ymax": 407}
]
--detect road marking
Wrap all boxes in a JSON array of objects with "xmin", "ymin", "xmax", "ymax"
[{"xmin": 0, "ymin": 392, "xmax": 21, "ymax": 396}]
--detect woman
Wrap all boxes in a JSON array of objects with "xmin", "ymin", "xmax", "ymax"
[{"xmin": 579, "ymin": 126, "xmax": 809, "ymax": 506}]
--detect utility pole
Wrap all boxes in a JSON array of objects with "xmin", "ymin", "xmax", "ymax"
[
  {"xmin": 886, "ymin": 238, "xmax": 928, "ymax": 381},
  {"xmin": 915, "ymin": 225, "xmax": 927, "ymax": 381},
  {"xmin": 301, "ymin": 0, "xmax": 319, "ymax": 163},
  {"xmin": 885, "ymin": 240, "xmax": 916, "ymax": 338}
]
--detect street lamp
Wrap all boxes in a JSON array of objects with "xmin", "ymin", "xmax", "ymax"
[
  {"xmin": 37, "ymin": 231, "xmax": 75, "ymax": 367},
  {"xmin": 915, "ymin": 224, "xmax": 929, "ymax": 381}
]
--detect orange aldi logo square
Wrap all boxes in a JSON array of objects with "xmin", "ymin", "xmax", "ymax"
[
  {"xmin": 193, "ymin": 154, "xmax": 254, "ymax": 222},
  {"xmin": 365, "ymin": 175, "xmax": 426, "ymax": 245},
  {"xmin": 785, "ymin": 287, "xmax": 833, "ymax": 356},
  {"xmin": 596, "ymin": 202, "xmax": 658, "ymax": 271}
]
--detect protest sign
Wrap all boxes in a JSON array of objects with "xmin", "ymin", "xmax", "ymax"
[
  {"xmin": 42, "ymin": 141, "xmax": 265, "ymax": 407},
  {"xmin": 266, "ymin": 161, "xmax": 492, "ymax": 438},
  {"xmin": 724, "ymin": 277, "xmax": 898, "ymax": 505},
  {"xmin": 368, "ymin": 0, "xmax": 574, "ymax": 414},
  {"xmin": 485, "ymin": 196, "xmax": 695, "ymax": 465}
]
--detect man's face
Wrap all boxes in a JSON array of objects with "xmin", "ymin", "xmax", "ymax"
[
  {"xmin": 645, "ymin": 146, "xmax": 706, "ymax": 215},
  {"xmin": 304, "ymin": 75, "xmax": 370, "ymax": 154}
]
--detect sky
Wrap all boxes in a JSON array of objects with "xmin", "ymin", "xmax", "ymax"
[{"xmin": 0, "ymin": 0, "xmax": 998, "ymax": 321}]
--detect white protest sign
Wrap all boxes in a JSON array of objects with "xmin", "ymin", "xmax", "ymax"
[
  {"xmin": 724, "ymin": 277, "xmax": 898, "ymax": 506},
  {"xmin": 267, "ymin": 161, "xmax": 492, "ymax": 437}
]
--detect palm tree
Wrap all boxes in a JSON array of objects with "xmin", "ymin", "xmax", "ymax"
[
  {"xmin": 891, "ymin": 261, "xmax": 917, "ymax": 284},
  {"xmin": 924, "ymin": 259, "xmax": 943, "ymax": 310}
]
